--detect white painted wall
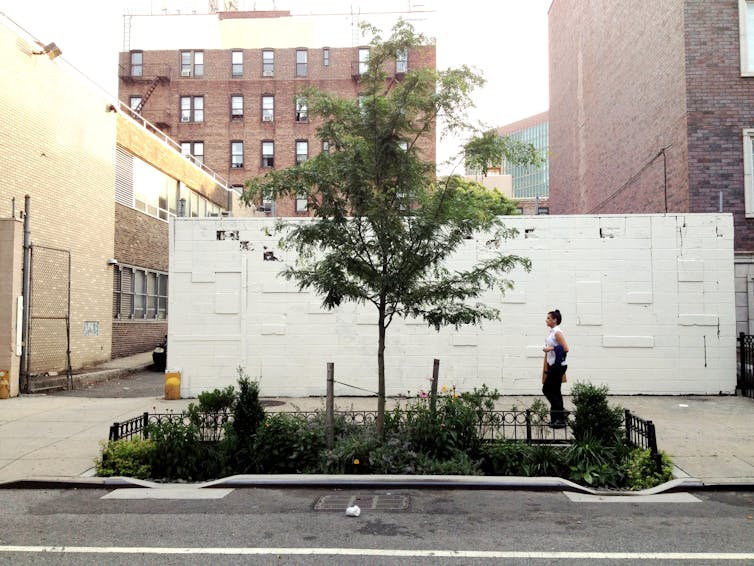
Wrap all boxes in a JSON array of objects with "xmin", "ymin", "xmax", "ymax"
[{"xmin": 168, "ymin": 214, "xmax": 736, "ymax": 397}]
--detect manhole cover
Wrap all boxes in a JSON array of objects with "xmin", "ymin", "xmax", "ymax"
[{"xmin": 314, "ymin": 494, "xmax": 409, "ymax": 511}]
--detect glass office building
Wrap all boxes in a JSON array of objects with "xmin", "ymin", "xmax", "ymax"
[{"xmin": 499, "ymin": 113, "xmax": 549, "ymax": 200}]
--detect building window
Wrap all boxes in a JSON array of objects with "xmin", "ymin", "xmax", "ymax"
[
  {"xmin": 181, "ymin": 50, "xmax": 204, "ymax": 77},
  {"xmin": 396, "ymin": 48, "xmax": 408, "ymax": 74},
  {"xmin": 296, "ymin": 140, "xmax": 308, "ymax": 165},
  {"xmin": 296, "ymin": 49, "xmax": 308, "ymax": 77},
  {"xmin": 323, "ymin": 47, "xmax": 330, "ymax": 67},
  {"xmin": 129, "ymin": 96, "xmax": 142, "ymax": 111},
  {"xmin": 180, "ymin": 96, "xmax": 204, "ymax": 123},
  {"xmin": 262, "ymin": 141, "xmax": 274, "ymax": 168},
  {"xmin": 358, "ymin": 48, "xmax": 369, "ymax": 74},
  {"xmin": 231, "ymin": 50, "xmax": 243, "ymax": 77},
  {"xmin": 295, "ymin": 97, "xmax": 308, "ymax": 123},
  {"xmin": 130, "ymin": 51, "xmax": 143, "ymax": 77},
  {"xmin": 231, "ymin": 95, "xmax": 243, "ymax": 118},
  {"xmin": 180, "ymin": 141, "xmax": 204, "ymax": 165},
  {"xmin": 741, "ymin": 0, "xmax": 754, "ymax": 75},
  {"xmin": 296, "ymin": 192, "xmax": 308, "ymax": 213},
  {"xmin": 262, "ymin": 49, "xmax": 274, "ymax": 76},
  {"xmin": 231, "ymin": 141, "xmax": 244, "ymax": 169},
  {"xmin": 113, "ymin": 266, "xmax": 168, "ymax": 320},
  {"xmin": 537, "ymin": 206, "xmax": 550, "ymax": 215},
  {"xmin": 322, "ymin": 141, "xmax": 330, "ymax": 154},
  {"xmin": 262, "ymin": 95, "xmax": 274, "ymax": 122}
]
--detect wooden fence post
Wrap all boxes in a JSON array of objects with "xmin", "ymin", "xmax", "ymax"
[{"xmin": 326, "ymin": 362, "xmax": 334, "ymax": 449}]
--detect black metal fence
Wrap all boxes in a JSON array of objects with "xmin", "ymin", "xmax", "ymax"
[
  {"xmin": 624, "ymin": 409, "xmax": 662, "ymax": 471},
  {"xmin": 109, "ymin": 408, "xmax": 573, "ymax": 444},
  {"xmin": 738, "ymin": 332, "xmax": 754, "ymax": 398}
]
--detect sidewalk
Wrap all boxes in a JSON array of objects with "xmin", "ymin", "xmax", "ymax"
[{"xmin": 1, "ymin": 353, "xmax": 752, "ymax": 489}]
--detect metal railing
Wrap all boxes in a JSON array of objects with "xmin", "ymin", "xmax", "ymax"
[
  {"xmin": 109, "ymin": 409, "xmax": 570, "ymax": 444},
  {"xmin": 738, "ymin": 332, "xmax": 754, "ymax": 398},
  {"xmin": 624, "ymin": 409, "xmax": 662, "ymax": 472}
]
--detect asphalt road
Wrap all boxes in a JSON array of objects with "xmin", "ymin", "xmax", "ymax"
[
  {"xmin": 0, "ymin": 488, "xmax": 752, "ymax": 565},
  {"xmin": 50, "ymin": 367, "xmax": 167, "ymax": 398}
]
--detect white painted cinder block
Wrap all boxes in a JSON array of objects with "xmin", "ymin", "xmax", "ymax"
[{"xmin": 167, "ymin": 214, "xmax": 737, "ymax": 397}]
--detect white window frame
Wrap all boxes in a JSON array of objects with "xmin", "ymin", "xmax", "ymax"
[
  {"xmin": 358, "ymin": 48, "xmax": 369, "ymax": 74},
  {"xmin": 396, "ymin": 48, "xmax": 408, "ymax": 74},
  {"xmin": 744, "ymin": 129, "xmax": 754, "ymax": 216},
  {"xmin": 231, "ymin": 141, "xmax": 244, "ymax": 169},
  {"xmin": 262, "ymin": 95, "xmax": 274, "ymax": 122},
  {"xmin": 262, "ymin": 141, "xmax": 274, "ymax": 168},
  {"xmin": 740, "ymin": 0, "xmax": 754, "ymax": 75},
  {"xmin": 296, "ymin": 140, "xmax": 308, "ymax": 165},
  {"xmin": 295, "ymin": 97, "xmax": 308, "ymax": 123},
  {"xmin": 296, "ymin": 49, "xmax": 308, "ymax": 77},
  {"xmin": 262, "ymin": 49, "xmax": 274, "ymax": 76},
  {"xmin": 231, "ymin": 95, "xmax": 243, "ymax": 118},
  {"xmin": 231, "ymin": 50, "xmax": 243, "ymax": 77}
]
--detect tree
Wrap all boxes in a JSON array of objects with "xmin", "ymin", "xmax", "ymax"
[{"xmin": 241, "ymin": 20, "xmax": 541, "ymax": 436}]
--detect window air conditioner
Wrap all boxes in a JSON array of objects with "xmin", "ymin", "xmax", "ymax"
[
  {"xmin": 262, "ymin": 70, "xmax": 274, "ymax": 77},
  {"xmin": 232, "ymin": 162, "xmax": 243, "ymax": 168},
  {"xmin": 181, "ymin": 69, "xmax": 191, "ymax": 77},
  {"xmin": 180, "ymin": 116, "xmax": 190, "ymax": 122},
  {"xmin": 262, "ymin": 114, "xmax": 273, "ymax": 122}
]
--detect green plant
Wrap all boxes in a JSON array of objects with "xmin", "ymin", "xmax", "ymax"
[
  {"xmin": 95, "ymin": 438, "xmax": 154, "ymax": 479},
  {"xmin": 570, "ymin": 382, "xmax": 624, "ymax": 445},
  {"xmin": 322, "ymin": 429, "xmax": 384, "ymax": 474},
  {"xmin": 479, "ymin": 440, "xmax": 528, "ymax": 476},
  {"xmin": 147, "ymin": 417, "xmax": 206, "ymax": 481},
  {"xmin": 252, "ymin": 413, "xmax": 326, "ymax": 473},
  {"xmin": 624, "ymin": 448, "xmax": 674, "ymax": 490},
  {"xmin": 414, "ymin": 450, "xmax": 483, "ymax": 476},
  {"xmin": 196, "ymin": 385, "xmax": 237, "ymax": 413},
  {"xmin": 232, "ymin": 368, "xmax": 266, "ymax": 440},
  {"xmin": 520, "ymin": 444, "xmax": 567, "ymax": 477}
]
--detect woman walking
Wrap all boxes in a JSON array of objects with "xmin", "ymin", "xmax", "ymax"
[{"xmin": 542, "ymin": 309, "xmax": 569, "ymax": 427}]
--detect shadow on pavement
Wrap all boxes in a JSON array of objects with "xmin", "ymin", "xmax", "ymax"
[{"xmin": 50, "ymin": 367, "xmax": 165, "ymax": 398}]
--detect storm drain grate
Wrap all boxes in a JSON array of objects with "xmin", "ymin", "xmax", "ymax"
[{"xmin": 314, "ymin": 494, "xmax": 410, "ymax": 511}]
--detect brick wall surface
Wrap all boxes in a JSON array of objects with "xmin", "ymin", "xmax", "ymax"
[
  {"xmin": 0, "ymin": 20, "xmax": 116, "ymax": 369},
  {"xmin": 115, "ymin": 204, "xmax": 169, "ymax": 272},
  {"xmin": 549, "ymin": 0, "xmax": 754, "ymax": 254},
  {"xmin": 119, "ymin": 44, "xmax": 436, "ymax": 216},
  {"xmin": 548, "ymin": 0, "xmax": 689, "ymax": 216},
  {"xmin": 168, "ymin": 214, "xmax": 736, "ymax": 398},
  {"xmin": 112, "ymin": 321, "xmax": 167, "ymax": 358}
]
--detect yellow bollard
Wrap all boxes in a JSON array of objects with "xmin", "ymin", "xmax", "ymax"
[
  {"xmin": 0, "ymin": 370, "xmax": 9, "ymax": 400},
  {"xmin": 164, "ymin": 370, "xmax": 181, "ymax": 400}
]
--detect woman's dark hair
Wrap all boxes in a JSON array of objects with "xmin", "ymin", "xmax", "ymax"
[{"xmin": 548, "ymin": 309, "xmax": 562, "ymax": 324}]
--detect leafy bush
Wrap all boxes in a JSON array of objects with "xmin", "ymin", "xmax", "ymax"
[
  {"xmin": 252, "ymin": 414, "xmax": 325, "ymax": 473},
  {"xmin": 519, "ymin": 444, "xmax": 567, "ymax": 477},
  {"xmin": 414, "ymin": 450, "xmax": 483, "ymax": 476},
  {"xmin": 232, "ymin": 369, "xmax": 266, "ymax": 440},
  {"xmin": 322, "ymin": 429, "xmax": 384, "ymax": 474},
  {"xmin": 96, "ymin": 438, "xmax": 154, "ymax": 479},
  {"xmin": 565, "ymin": 434, "xmax": 626, "ymax": 487},
  {"xmin": 147, "ymin": 417, "xmax": 208, "ymax": 481},
  {"xmin": 570, "ymin": 382, "xmax": 624, "ymax": 445},
  {"xmin": 479, "ymin": 440, "xmax": 528, "ymax": 476},
  {"xmin": 624, "ymin": 448, "xmax": 674, "ymax": 490}
]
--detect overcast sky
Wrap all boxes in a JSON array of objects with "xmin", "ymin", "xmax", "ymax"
[{"xmin": 0, "ymin": 0, "xmax": 550, "ymax": 171}]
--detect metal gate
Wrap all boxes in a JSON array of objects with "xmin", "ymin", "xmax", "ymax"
[
  {"xmin": 737, "ymin": 332, "xmax": 754, "ymax": 398},
  {"xmin": 25, "ymin": 244, "xmax": 72, "ymax": 387}
]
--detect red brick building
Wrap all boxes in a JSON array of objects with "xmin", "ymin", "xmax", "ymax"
[
  {"xmin": 117, "ymin": 10, "xmax": 437, "ymax": 217},
  {"xmin": 548, "ymin": 0, "xmax": 754, "ymax": 333}
]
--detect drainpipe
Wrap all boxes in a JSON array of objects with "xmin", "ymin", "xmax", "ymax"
[{"xmin": 20, "ymin": 195, "xmax": 31, "ymax": 393}]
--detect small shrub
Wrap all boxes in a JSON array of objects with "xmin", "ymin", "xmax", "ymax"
[
  {"xmin": 196, "ymin": 385, "xmax": 237, "ymax": 413},
  {"xmin": 520, "ymin": 444, "xmax": 567, "ymax": 477},
  {"xmin": 570, "ymin": 382, "xmax": 624, "ymax": 445},
  {"xmin": 479, "ymin": 440, "xmax": 528, "ymax": 476},
  {"xmin": 147, "ymin": 417, "xmax": 205, "ymax": 481},
  {"xmin": 232, "ymin": 369, "xmax": 266, "ymax": 440},
  {"xmin": 368, "ymin": 436, "xmax": 420, "ymax": 474},
  {"xmin": 252, "ymin": 413, "xmax": 326, "ymax": 473},
  {"xmin": 322, "ymin": 429, "xmax": 384, "ymax": 474},
  {"xmin": 624, "ymin": 448, "xmax": 674, "ymax": 490},
  {"xmin": 415, "ymin": 450, "xmax": 483, "ymax": 476},
  {"xmin": 95, "ymin": 438, "xmax": 154, "ymax": 479}
]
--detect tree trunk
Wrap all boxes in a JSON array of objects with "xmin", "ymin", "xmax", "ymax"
[{"xmin": 377, "ymin": 303, "xmax": 386, "ymax": 438}]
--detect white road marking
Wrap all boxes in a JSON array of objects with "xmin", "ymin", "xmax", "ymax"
[
  {"xmin": 101, "ymin": 488, "xmax": 233, "ymax": 500},
  {"xmin": 0, "ymin": 546, "xmax": 752, "ymax": 560},
  {"xmin": 564, "ymin": 492, "xmax": 701, "ymax": 503}
]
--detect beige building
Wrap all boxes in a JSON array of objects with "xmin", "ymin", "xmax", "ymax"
[{"xmin": 0, "ymin": 13, "xmax": 232, "ymax": 396}]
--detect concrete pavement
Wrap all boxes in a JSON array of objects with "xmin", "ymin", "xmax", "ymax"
[{"xmin": 0, "ymin": 352, "xmax": 752, "ymax": 489}]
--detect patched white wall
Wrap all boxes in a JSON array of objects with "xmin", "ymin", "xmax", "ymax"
[{"xmin": 168, "ymin": 214, "xmax": 736, "ymax": 397}]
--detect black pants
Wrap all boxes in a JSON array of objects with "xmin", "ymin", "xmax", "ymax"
[{"xmin": 542, "ymin": 364, "xmax": 566, "ymax": 423}]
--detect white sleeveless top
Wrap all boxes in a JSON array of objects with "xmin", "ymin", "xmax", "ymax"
[{"xmin": 546, "ymin": 325, "xmax": 563, "ymax": 366}]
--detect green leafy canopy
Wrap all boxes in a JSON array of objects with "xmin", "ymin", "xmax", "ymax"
[{"xmin": 240, "ymin": 19, "xmax": 539, "ymax": 433}]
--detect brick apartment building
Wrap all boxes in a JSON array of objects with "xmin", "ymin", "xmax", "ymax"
[
  {"xmin": 0, "ymin": 12, "xmax": 231, "ymax": 395},
  {"xmin": 548, "ymin": 0, "xmax": 754, "ymax": 334},
  {"xmin": 117, "ymin": 9, "xmax": 437, "ymax": 217}
]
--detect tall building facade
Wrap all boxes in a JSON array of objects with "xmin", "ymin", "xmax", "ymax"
[
  {"xmin": 0, "ymin": 11, "xmax": 231, "ymax": 394},
  {"xmin": 497, "ymin": 111, "xmax": 549, "ymax": 200},
  {"xmin": 548, "ymin": 0, "xmax": 754, "ymax": 333},
  {"xmin": 117, "ymin": 10, "xmax": 437, "ymax": 216}
]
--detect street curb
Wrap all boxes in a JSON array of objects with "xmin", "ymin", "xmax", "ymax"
[
  {"xmin": 72, "ymin": 364, "xmax": 153, "ymax": 389},
  {"xmin": 1, "ymin": 474, "xmax": 751, "ymax": 493}
]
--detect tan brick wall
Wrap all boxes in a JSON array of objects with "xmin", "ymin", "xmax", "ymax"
[{"xmin": 0, "ymin": 20, "xmax": 116, "ymax": 369}]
